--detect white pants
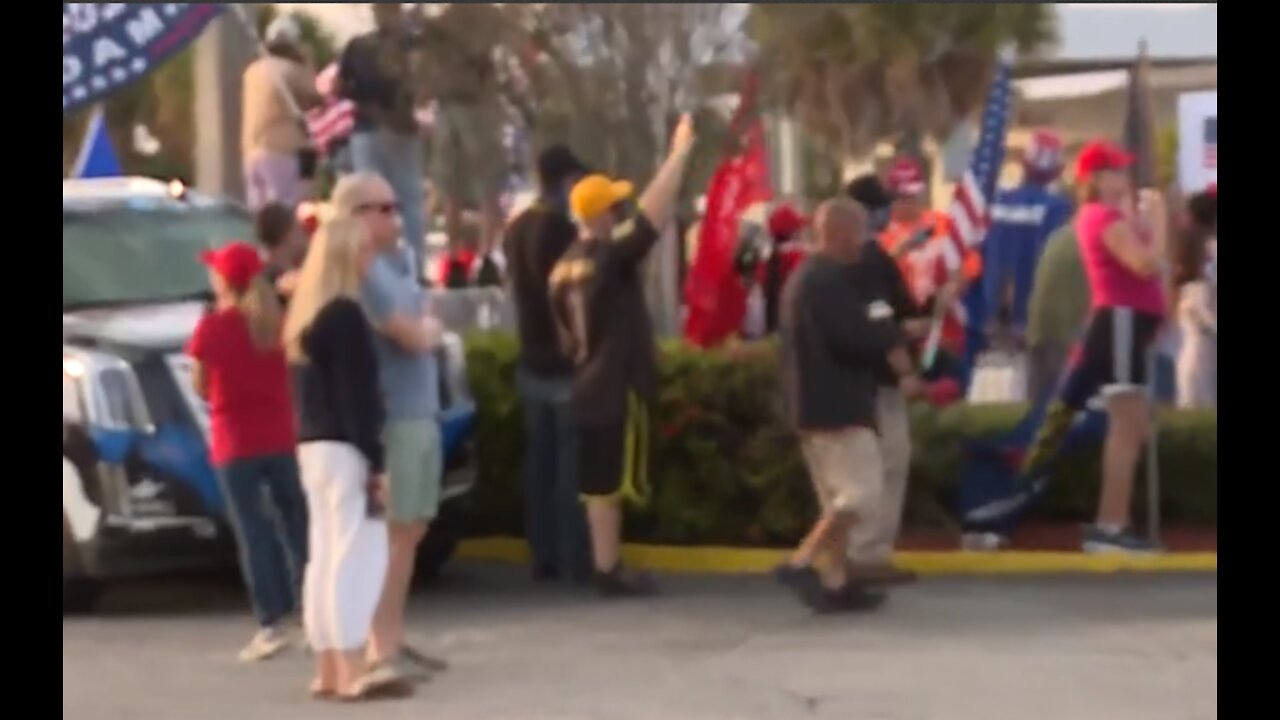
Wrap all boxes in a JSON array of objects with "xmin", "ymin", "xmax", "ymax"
[{"xmin": 298, "ymin": 442, "xmax": 388, "ymax": 652}]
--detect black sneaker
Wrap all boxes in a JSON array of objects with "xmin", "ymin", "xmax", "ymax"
[
  {"xmin": 772, "ymin": 563, "xmax": 826, "ymax": 610},
  {"xmin": 594, "ymin": 565, "xmax": 658, "ymax": 598},
  {"xmin": 818, "ymin": 583, "xmax": 888, "ymax": 615},
  {"xmin": 1081, "ymin": 525, "xmax": 1163, "ymax": 555}
]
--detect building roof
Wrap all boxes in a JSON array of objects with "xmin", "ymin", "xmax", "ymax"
[{"xmin": 1015, "ymin": 63, "xmax": 1216, "ymax": 102}]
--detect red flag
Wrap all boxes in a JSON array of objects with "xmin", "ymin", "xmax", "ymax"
[{"xmin": 682, "ymin": 74, "xmax": 773, "ymax": 348}]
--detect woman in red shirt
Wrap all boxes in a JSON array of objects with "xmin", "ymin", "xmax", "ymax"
[{"xmin": 189, "ymin": 242, "xmax": 306, "ymax": 663}]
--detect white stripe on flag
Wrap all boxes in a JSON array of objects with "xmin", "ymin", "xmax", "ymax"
[
  {"xmin": 950, "ymin": 200, "xmax": 978, "ymax": 248},
  {"xmin": 961, "ymin": 174, "xmax": 987, "ymax": 220},
  {"xmin": 940, "ymin": 232, "xmax": 963, "ymax": 272}
]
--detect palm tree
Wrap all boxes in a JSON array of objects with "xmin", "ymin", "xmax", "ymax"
[{"xmin": 748, "ymin": 3, "xmax": 1058, "ymax": 176}]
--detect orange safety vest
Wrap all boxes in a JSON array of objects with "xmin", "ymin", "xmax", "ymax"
[{"xmin": 879, "ymin": 211, "xmax": 981, "ymax": 354}]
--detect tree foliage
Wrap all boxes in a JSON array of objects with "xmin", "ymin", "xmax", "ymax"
[
  {"xmin": 487, "ymin": 3, "xmax": 747, "ymax": 187},
  {"xmin": 747, "ymin": 3, "xmax": 1058, "ymax": 166}
]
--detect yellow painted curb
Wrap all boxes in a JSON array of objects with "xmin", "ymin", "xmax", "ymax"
[{"xmin": 457, "ymin": 537, "xmax": 1217, "ymax": 576}]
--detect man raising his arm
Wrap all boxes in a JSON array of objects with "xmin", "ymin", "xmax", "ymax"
[{"xmin": 549, "ymin": 116, "xmax": 697, "ymax": 597}]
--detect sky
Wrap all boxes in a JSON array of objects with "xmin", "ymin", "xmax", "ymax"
[{"xmin": 277, "ymin": 3, "xmax": 1218, "ymax": 60}]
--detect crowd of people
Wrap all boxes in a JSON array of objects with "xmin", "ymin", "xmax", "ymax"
[
  {"xmin": 242, "ymin": 6, "xmax": 512, "ymax": 288},
  {"xmin": 730, "ymin": 139, "xmax": 1217, "ymax": 415},
  {"xmin": 204, "ymin": 3, "xmax": 1218, "ymax": 696},
  {"xmin": 190, "ymin": 172, "xmax": 454, "ymax": 701}
]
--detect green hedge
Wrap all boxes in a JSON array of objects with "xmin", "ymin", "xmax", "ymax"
[{"xmin": 465, "ymin": 333, "xmax": 1216, "ymax": 547}]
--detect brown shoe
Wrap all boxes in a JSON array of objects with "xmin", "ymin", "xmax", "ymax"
[{"xmin": 846, "ymin": 562, "xmax": 918, "ymax": 587}]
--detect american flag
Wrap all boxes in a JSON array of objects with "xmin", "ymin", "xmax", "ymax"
[
  {"xmin": 940, "ymin": 57, "xmax": 1013, "ymax": 274},
  {"xmin": 305, "ymin": 63, "xmax": 355, "ymax": 155},
  {"xmin": 1203, "ymin": 117, "xmax": 1217, "ymax": 169},
  {"xmin": 306, "ymin": 100, "xmax": 356, "ymax": 155}
]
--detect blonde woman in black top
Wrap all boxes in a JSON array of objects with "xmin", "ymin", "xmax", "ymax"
[{"xmin": 283, "ymin": 216, "xmax": 404, "ymax": 702}]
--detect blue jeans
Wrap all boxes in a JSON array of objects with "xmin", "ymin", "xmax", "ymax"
[
  {"xmin": 518, "ymin": 370, "xmax": 590, "ymax": 582},
  {"xmin": 350, "ymin": 128, "xmax": 426, "ymax": 275},
  {"xmin": 218, "ymin": 453, "xmax": 309, "ymax": 628}
]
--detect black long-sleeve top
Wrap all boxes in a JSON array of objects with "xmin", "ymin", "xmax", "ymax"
[
  {"xmin": 292, "ymin": 298, "xmax": 385, "ymax": 473},
  {"xmin": 504, "ymin": 200, "xmax": 576, "ymax": 379},
  {"xmin": 780, "ymin": 254, "xmax": 903, "ymax": 432}
]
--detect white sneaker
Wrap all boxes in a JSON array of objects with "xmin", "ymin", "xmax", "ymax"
[
  {"xmin": 237, "ymin": 627, "xmax": 291, "ymax": 663},
  {"xmin": 961, "ymin": 532, "xmax": 1009, "ymax": 552}
]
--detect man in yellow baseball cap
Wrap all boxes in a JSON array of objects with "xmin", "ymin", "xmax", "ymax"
[
  {"xmin": 569, "ymin": 175, "xmax": 635, "ymax": 224},
  {"xmin": 549, "ymin": 115, "xmax": 697, "ymax": 597}
]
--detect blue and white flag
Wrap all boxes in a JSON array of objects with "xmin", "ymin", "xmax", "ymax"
[
  {"xmin": 70, "ymin": 107, "xmax": 122, "ymax": 179},
  {"xmin": 63, "ymin": 3, "xmax": 225, "ymax": 114}
]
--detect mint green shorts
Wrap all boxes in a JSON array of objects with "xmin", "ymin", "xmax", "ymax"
[{"xmin": 383, "ymin": 420, "xmax": 443, "ymax": 523}]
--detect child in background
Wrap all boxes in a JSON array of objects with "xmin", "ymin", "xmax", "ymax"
[{"xmin": 256, "ymin": 203, "xmax": 307, "ymax": 305}]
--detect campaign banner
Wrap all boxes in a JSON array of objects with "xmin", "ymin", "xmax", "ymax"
[
  {"xmin": 63, "ymin": 3, "xmax": 224, "ymax": 114},
  {"xmin": 1177, "ymin": 91, "xmax": 1217, "ymax": 193},
  {"xmin": 682, "ymin": 122, "xmax": 772, "ymax": 348}
]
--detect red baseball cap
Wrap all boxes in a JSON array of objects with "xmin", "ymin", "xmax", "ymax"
[
  {"xmin": 886, "ymin": 157, "xmax": 926, "ymax": 197},
  {"xmin": 1074, "ymin": 140, "xmax": 1134, "ymax": 181},
  {"xmin": 200, "ymin": 242, "xmax": 265, "ymax": 291},
  {"xmin": 767, "ymin": 204, "xmax": 808, "ymax": 240}
]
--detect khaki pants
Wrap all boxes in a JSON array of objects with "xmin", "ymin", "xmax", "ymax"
[
  {"xmin": 846, "ymin": 388, "xmax": 912, "ymax": 565},
  {"xmin": 799, "ymin": 427, "xmax": 883, "ymax": 518}
]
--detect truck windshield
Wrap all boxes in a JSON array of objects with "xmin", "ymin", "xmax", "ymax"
[{"xmin": 63, "ymin": 203, "xmax": 254, "ymax": 309}]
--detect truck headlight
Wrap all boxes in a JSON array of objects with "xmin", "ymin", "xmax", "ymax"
[{"xmin": 63, "ymin": 348, "xmax": 154, "ymax": 432}]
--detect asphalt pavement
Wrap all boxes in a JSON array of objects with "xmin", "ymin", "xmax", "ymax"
[{"xmin": 63, "ymin": 563, "xmax": 1217, "ymax": 720}]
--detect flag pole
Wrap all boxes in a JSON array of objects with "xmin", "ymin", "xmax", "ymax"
[{"xmin": 69, "ymin": 104, "xmax": 106, "ymax": 179}]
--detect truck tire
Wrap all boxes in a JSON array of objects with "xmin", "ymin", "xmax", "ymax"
[{"xmin": 63, "ymin": 515, "xmax": 101, "ymax": 614}]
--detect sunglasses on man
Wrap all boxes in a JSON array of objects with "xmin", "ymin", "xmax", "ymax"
[{"xmin": 357, "ymin": 201, "xmax": 399, "ymax": 216}]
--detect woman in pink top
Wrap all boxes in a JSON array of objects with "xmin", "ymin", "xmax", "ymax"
[{"xmin": 1014, "ymin": 140, "xmax": 1169, "ymax": 555}]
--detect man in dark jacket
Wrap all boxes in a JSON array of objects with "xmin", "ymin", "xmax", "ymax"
[
  {"xmin": 775, "ymin": 198, "xmax": 910, "ymax": 613},
  {"xmin": 503, "ymin": 145, "xmax": 592, "ymax": 583}
]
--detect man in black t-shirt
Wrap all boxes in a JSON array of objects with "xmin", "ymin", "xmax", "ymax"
[
  {"xmin": 503, "ymin": 145, "xmax": 592, "ymax": 583},
  {"xmin": 549, "ymin": 116, "xmax": 696, "ymax": 597}
]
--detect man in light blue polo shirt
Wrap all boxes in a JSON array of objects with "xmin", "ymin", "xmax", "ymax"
[{"xmin": 332, "ymin": 173, "xmax": 443, "ymax": 683}]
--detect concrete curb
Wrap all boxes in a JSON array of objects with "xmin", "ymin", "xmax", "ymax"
[{"xmin": 457, "ymin": 537, "xmax": 1217, "ymax": 576}]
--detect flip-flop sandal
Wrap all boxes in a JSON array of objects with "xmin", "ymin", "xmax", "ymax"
[
  {"xmin": 365, "ymin": 657, "xmax": 431, "ymax": 684},
  {"xmin": 335, "ymin": 677, "xmax": 415, "ymax": 703},
  {"xmin": 401, "ymin": 645, "xmax": 449, "ymax": 673}
]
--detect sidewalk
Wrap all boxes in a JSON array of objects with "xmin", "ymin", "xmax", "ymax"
[{"xmin": 458, "ymin": 523, "xmax": 1217, "ymax": 577}]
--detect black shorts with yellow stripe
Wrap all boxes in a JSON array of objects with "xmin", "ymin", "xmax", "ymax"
[{"xmin": 578, "ymin": 393, "xmax": 651, "ymax": 506}]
